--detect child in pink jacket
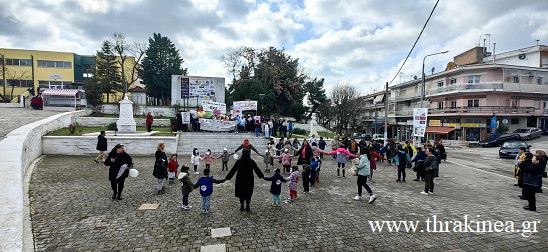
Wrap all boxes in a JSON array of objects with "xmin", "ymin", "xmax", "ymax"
[
  {"xmin": 203, "ymin": 149, "xmax": 216, "ymax": 170},
  {"xmin": 277, "ymin": 149, "xmax": 294, "ymax": 174},
  {"xmin": 327, "ymin": 145, "xmax": 357, "ymax": 178}
]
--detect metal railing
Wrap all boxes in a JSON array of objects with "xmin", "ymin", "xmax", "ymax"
[{"xmin": 429, "ymin": 106, "xmax": 535, "ymax": 114}]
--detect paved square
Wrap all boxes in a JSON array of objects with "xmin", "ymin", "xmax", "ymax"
[
  {"xmin": 29, "ymin": 145, "xmax": 547, "ymax": 251},
  {"xmin": 210, "ymin": 227, "xmax": 232, "ymax": 238},
  {"xmin": 201, "ymin": 244, "xmax": 226, "ymax": 252}
]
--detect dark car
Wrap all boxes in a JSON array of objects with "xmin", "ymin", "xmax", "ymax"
[
  {"xmin": 479, "ymin": 134, "xmax": 521, "ymax": 147},
  {"xmin": 498, "ymin": 140, "xmax": 531, "ymax": 158},
  {"xmin": 541, "ymin": 127, "xmax": 548, "ymax": 135},
  {"xmin": 362, "ymin": 134, "xmax": 371, "ymax": 141}
]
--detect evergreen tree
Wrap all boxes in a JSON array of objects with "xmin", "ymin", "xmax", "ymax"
[
  {"xmin": 95, "ymin": 40, "xmax": 121, "ymax": 103},
  {"xmin": 305, "ymin": 77, "xmax": 328, "ymax": 117},
  {"xmin": 140, "ymin": 33, "xmax": 187, "ymax": 105}
]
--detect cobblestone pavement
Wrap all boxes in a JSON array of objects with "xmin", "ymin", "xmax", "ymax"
[
  {"xmin": 30, "ymin": 150, "xmax": 547, "ymax": 251},
  {"xmin": 0, "ymin": 107, "xmax": 68, "ymax": 139}
]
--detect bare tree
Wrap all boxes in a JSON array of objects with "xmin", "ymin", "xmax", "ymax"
[
  {"xmin": 220, "ymin": 48, "xmax": 242, "ymax": 84},
  {"xmin": 112, "ymin": 33, "xmax": 147, "ymax": 97},
  {"xmin": 5, "ymin": 69, "xmax": 30, "ymax": 100},
  {"xmin": 330, "ymin": 84, "xmax": 363, "ymax": 134}
]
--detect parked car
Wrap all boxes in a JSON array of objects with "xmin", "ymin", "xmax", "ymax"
[
  {"xmin": 540, "ymin": 127, "xmax": 548, "ymax": 135},
  {"xmin": 361, "ymin": 134, "xmax": 372, "ymax": 140},
  {"xmin": 479, "ymin": 134, "xmax": 521, "ymax": 147},
  {"xmin": 372, "ymin": 134, "xmax": 385, "ymax": 141},
  {"xmin": 499, "ymin": 140, "xmax": 531, "ymax": 158},
  {"xmin": 512, "ymin": 127, "xmax": 543, "ymax": 140}
]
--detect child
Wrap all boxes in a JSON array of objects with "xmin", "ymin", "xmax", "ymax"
[
  {"xmin": 277, "ymin": 149, "xmax": 294, "ymax": 174},
  {"xmin": 191, "ymin": 148, "xmax": 203, "ymax": 175},
  {"xmin": 286, "ymin": 166, "xmax": 301, "ymax": 201},
  {"xmin": 178, "ymin": 166, "xmax": 194, "ymax": 210},
  {"xmin": 217, "ymin": 148, "xmax": 230, "ymax": 171},
  {"xmin": 310, "ymin": 157, "xmax": 319, "ymax": 187},
  {"xmin": 167, "ymin": 154, "xmax": 179, "ymax": 184},
  {"xmin": 263, "ymin": 168, "xmax": 287, "ymax": 207},
  {"xmin": 193, "ymin": 168, "xmax": 226, "ymax": 214},
  {"xmin": 203, "ymin": 149, "xmax": 216, "ymax": 170},
  {"xmin": 153, "ymin": 158, "xmax": 168, "ymax": 194},
  {"xmin": 369, "ymin": 147, "xmax": 386, "ymax": 183},
  {"xmin": 301, "ymin": 164, "xmax": 311, "ymax": 193},
  {"xmin": 263, "ymin": 149, "xmax": 272, "ymax": 173},
  {"xmin": 327, "ymin": 145, "xmax": 357, "ymax": 178}
]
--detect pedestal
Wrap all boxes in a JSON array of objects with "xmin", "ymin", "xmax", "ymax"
[
  {"xmin": 117, "ymin": 94, "xmax": 136, "ymax": 132},
  {"xmin": 309, "ymin": 113, "xmax": 319, "ymax": 137}
]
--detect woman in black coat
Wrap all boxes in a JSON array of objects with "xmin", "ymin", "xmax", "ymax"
[
  {"xmin": 104, "ymin": 144, "xmax": 133, "ymax": 200},
  {"xmin": 225, "ymin": 149, "xmax": 264, "ymax": 212},
  {"xmin": 155, "ymin": 142, "xmax": 168, "ymax": 167},
  {"xmin": 296, "ymin": 140, "xmax": 313, "ymax": 166}
]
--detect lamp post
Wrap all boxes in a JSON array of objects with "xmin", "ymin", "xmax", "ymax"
[{"xmin": 418, "ymin": 50, "xmax": 448, "ymax": 144}]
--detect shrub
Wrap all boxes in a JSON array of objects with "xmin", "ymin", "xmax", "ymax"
[
  {"xmin": 292, "ymin": 128, "xmax": 307, "ymax": 135},
  {"xmin": 68, "ymin": 122, "xmax": 80, "ymax": 135},
  {"xmin": 107, "ymin": 122, "xmax": 118, "ymax": 131},
  {"xmin": 170, "ymin": 118, "xmax": 178, "ymax": 132}
]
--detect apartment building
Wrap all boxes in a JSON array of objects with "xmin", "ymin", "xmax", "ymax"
[
  {"xmin": 386, "ymin": 45, "xmax": 548, "ymax": 142},
  {"xmin": 355, "ymin": 91, "xmax": 391, "ymax": 136}
]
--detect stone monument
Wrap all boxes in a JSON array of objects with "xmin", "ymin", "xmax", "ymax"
[
  {"xmin": 309, "ymin": 113, "xmax": 319, "ymax": 137},
  {"xmin": 117, "ymin": 94, "xmax": 137, "ymax": 132}
]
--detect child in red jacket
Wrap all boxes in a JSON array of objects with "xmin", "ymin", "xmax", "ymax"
[{"xmin": 167, "ymin": 154, "xmax": 179, "ymax": 184}]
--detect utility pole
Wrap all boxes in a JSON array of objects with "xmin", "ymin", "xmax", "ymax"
[
  {"xmin": 384, "ymin": 81, "xmax": 388, "ymax": 146},
  {"xmin": 1, "ymin": 54, "xmax": 5, "ymax": 98}
]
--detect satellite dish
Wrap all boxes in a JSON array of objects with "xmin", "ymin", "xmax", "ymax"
[
  {"xmin": 431, "ymin": 67, "xmax": 435, "ymax": 75},
  {"xmin": 413, "ymin": 76, "xmax": 418, "ymax": 80},
  {"xmin": 446, "ymin": 62, "xmax": 456, "ymax": 70}
]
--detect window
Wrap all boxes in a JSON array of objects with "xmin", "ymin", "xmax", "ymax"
[
  {"xmin": 450, "ymin": 78, "xmax": 457, "ymax": 85},
  {"xmin": 7, "ymin": 80, "xmax": 33, "ymax": 87},
  {"xmin": 511, "ymin": 118, "xmax": 519, "ymax": 124},
  {"xmin": 83, "ymin": 65, "xmax": 95, "ymax": 78},
  {"xmin": 513, "ymin": 76, "xmax": 519, "ymax": 83},
  {"xmin": 437, "ymin": 81, "xmax": 444, "ymax": 88},
  {"xmin": 37, "ymin": 60, "xmax": 72, "ymax": 68},
  {"xmin": 511, "ymin": 99, "xmax": 519, "ymax": 108},
  {"xmin": 542, "ymin": 57, "xmax": 548, "ymax": 68},
  {"xmin": 38, "ymin": 80, "xmax": 71, "ymax": 89},
  {"xmin": 437, "ymin": 102, "xmax": 444, "ymax": 109},
  {"xmin": 5, "ymin": 58, "xmax": 32, "ymax": 66},
  {"xmin": 468, "ymin": 75, "xmax": 480, "ymax": 83},
  {"xmin": 467, "ymin": 99, "xmax": 479, "ymax": 107},
  {"xmin": 450, "ymin": 100, "xmax": 457, "ymax": 108},
  {"xmin": 465, "ymin": 118, "xmax": 482, "ymax": 123}
]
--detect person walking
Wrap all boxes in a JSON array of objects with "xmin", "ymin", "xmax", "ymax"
[
  {"xmin": 421, "ymin": 147, "xmax": 439, "ymax": 195},
  {"xmin": 146, "ymin": 112, "xmax": 154, "ymax": 132},
  {"xmin": 411, "ymin": 147, "xmax": 427, "ymax": 181},
  {"xmin": 354, "ymin": 147, "xmax": 377, "ymax": 203},
  {"xmin": 104, "ymin": 144, "xmax": 133, "ymax": 200},
  {"xmin": 94, "ymin": 131, "xmax": 108, "ymax": 163},
  {"xmin": 288, "ymin": 121, "xmax": 293, "ymax": 138},
  {"xmin": 225, "ymin": 150, "xmax": 265, "ymax": 212},
  {"xmin": 318, "ymin": 137, "xmax": 327, "ymax": 159},
  {"xmin": 394, "ymin": 144, "xmax": 411, "ymax": 182}
]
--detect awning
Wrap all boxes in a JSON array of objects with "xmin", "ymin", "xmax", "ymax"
[
  {"xmin": 41, "ymin": 89, "xmax": 79, "ymax": 96},
  {"xmin": 425, "ymin": 126, "xmax": 455, "ymax": 134},
  {"xmin": 373, "ymin": 94, "xmax": 385, "ymax": 104}
]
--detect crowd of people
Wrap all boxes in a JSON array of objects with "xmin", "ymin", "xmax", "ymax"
[{"xmin": 97, "ymin": 131, "xmax": 544, "ymax": 214}]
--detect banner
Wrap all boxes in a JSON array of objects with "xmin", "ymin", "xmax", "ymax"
[
  {"xmin": 413, "ymin": 108, "xmax": 428, "ymax": 137},
  {"xmin": 181, "ymin": 76, "xmax": 217, "ymax": 99},
  {"xmin": 231, "ymin": 106, "xmax": 243, "ymax": 118},
  {"xmin": 180, "ymin": 78, "xmax": 190, "ymax": 98},
  {"xmin": 199, "ymin": 118, "xmax": 236, "ymax": 132},
  {"xmin": 233, "ymin": 100, "xmax": 257, "ymax": 111},
  {"xmin": 201, "ymin": 100, "xmax": 226, "ymax": 113},
  {"xmin": 181, "ymin": 112, "xmax": 190, "ymax": 124},
  {"xmin": 490, "ymin": 116, "xmax": 498, "ymax": 138}
]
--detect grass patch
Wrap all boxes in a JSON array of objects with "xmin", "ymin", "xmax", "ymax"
[
  {"xmin": 46, "ymin": 126, "xmax": 174, "ymax": 136},
  {"xmin": 151, "ymin": 133, "xmax": 176, "ymax": 137}
]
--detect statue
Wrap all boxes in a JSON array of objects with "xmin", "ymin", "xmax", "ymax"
[
  {"xmin": 309, "ymin": 113, "xmax": 318, "ymax": 137},
  {"xmin": 116, "ymin": 94, "xmax": 137, "ymax": 132}
]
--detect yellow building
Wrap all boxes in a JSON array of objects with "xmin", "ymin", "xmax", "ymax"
[{"xmin": 0, "ymin": 47, "xmax": 138, "ymax": 103}]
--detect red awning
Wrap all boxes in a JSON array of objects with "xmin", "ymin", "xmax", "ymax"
[
  {"xmin": 41, "ymin": 89, "xmax": 79, "ymax": 96},
  {"xmin": 425, "ymin": 126, "xmax": 455, "ymax": 134}
]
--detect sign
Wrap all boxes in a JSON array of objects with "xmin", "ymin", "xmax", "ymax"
[
  {"xmin": 461, "ymin": 123, "xmax": 480, "ymax": 128},
  {"xmin": 181, "ymin": 112, "xmax": 190, "ymax": 124},
  {"xmin": 180, "ymin": 78, "xmax": 190, "ymax": 98},
  {"xmin": 490, "ymin": 116, "xmax": 498, "ymax": 138},
  {"xmin": 181, "ymin": 76, "xmax": 217, "ymax": 99},
  {"xmin": 231, "ymin": 106, "xmax": 243, "ymax": 118},
  {"xmin": 199, "ymin": 119, "xmax": 236, "ymax": 132},
  {"xmin": 413, "ymin": 108, "xmax": 428, "ymax": 137},
  {"xmin": 502, "ymin": 119, "xmax": 508, "ymax": 125},
  {"xmin": 49, "ymin": 74, "xmax": 62, "ymax": 79},
  {"xmin": 201, "ymin": 100, "xmax": 226, "ymax": 113},
  {"xmin": 233, "ymin": 100, "xmax": 258, "ymax": 111},
  {"xmin": 429, "ymin": 120, "xmax": 441, "ymax": 126}
]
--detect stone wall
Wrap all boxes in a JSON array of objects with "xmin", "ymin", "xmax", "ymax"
[
  {"xmin": 74, "ymin": 117, "xmax": 171, "ymax": 127},
  {"xmin": 100, "ymin": 104, "xmax": 176, "ymax": 117},
  {"xmin": 42, "ymin": 136, "xmax": 178, "ymax": 156},
  {"xmin": 0, "ymin": 110, "xmax": 86, "ymax": 252},
  {"xmin": 177, "ymin": 133, "xmax": 269, "ymax": 155}
]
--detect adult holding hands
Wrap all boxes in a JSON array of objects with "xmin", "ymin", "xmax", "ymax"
[{"xmin": 225, "ymin": 149, "xmax": 264, "ymax": 212}]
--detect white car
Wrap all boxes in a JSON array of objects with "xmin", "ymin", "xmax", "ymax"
[{"xmin": 372, "ymin": 134, "xmax": 385, "ymax": 141}]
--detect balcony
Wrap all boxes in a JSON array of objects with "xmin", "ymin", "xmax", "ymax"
[
  {"xmin": 426, "ymin": 82, "xmax": 548, "ymax": 96},
  {"xmin": 544, "ymin": 108, "xmax": 548, "ymax": 115},
  {"xmin": 388, "ymin": 110, "xmax": 413, "ymax": 116},
  {"xmin": 429, "ymin": 106, "xmax": 535, "ymax": 115}
]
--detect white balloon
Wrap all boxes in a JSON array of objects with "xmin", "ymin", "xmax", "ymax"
[
  {"xmin": 233, "ymin": 154, "xmax": 239, "ymax": 159},
  {"xmin": 129, "ymin": 169, "xmax": 139, "ymax": 178}
]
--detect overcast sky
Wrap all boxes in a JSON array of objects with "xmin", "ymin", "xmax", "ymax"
[{"xmin": 1, "ymin": 0, "xmax": 547, "ymax": 95}]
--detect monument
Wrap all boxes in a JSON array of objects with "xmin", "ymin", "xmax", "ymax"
[
  {"xmin": 309, "ymin": 113, "xmax": 319, "ymax": 137},
  {"xmin": 117, "ymin": 94, "xmax": 137, "ymax": 132}
]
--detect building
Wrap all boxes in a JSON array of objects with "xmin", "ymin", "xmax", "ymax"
[
  {"xmin": 387, "ymin": 45, "xmax": 548, "ymax": 142},
  {"xmin": 356, "ymin": 91, "xmax": 391, "ymax": 136},
  {"xmin": 0, "ymin": 47, "xmax": 138, "ymax": 104}
]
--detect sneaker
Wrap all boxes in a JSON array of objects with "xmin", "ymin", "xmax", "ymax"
[
  {"xmin": 337, "ymin": 175, "xmax": 340, "ymax": 177},
  {"xmin": 94, "ymin": 159, "xmax": 99, "ymax": 163},
  {"xmin": 368, "ymin": 195, "xmax": 377, "ymax": 204},
  {"xmin": 187, "ymin": 205, "xmax": 192, "ymax": 209},
  {"xmin": 413, "ymin": 179, "xmax": 419, "ymax": 181},
  {"xmin": 402, "ymin": 180, "xmax": 406, "ymax": 183},
  {"xmin": 396, "ymin": 180, "xmax": 401, "ymax": 183},
  {"xmin": 420, "ymin": 191, "xmax": 429, "ymax": 195},
  {"xmin": 353, "ymin": 195, "xmax": 362, "ymax": 201},
  {"xmin": 428, "ymin": 192, "xmax": 434, "ymax": 195},
  {"xmin": 202, "ymin": 209, "xmax": 207, "ymax": 214}
]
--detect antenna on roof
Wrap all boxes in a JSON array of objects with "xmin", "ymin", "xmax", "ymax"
[{"xmin": 537, "ymin": 39, "xmax": 540, "ymax": 46}]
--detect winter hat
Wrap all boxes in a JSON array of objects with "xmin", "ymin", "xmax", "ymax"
[
  {"xmin": 265, "ymin": 149, "xmax": 269, "ymax": 153},
  {"xmin": 284, "ymin": 149, "xmax": 288, "ymax": 152},
  {"xmin": 223, "ymin": 148, "xmax": 227, "ymax": 151}
]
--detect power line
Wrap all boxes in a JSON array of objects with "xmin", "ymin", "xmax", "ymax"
[{"xmin": 387, "ymin": 0, "xmax": 440, "ymax": 86}]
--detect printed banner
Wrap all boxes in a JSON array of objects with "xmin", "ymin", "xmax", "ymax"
[
  {"xmin": 181, "ymin": 112, "xmax": 190, "ymax": 124},
  {"xmin": 181, "ymin": 78, "xmax": 190, "ymax": 98},
  {"xmin": 233, "ymin": 100, "xmax": 257, "ymax": 111},
  {"xmin": 199, "ymin": 119, "xmax": 236, "ymax": 132},
  {"xmin": 201, "ymin": 100, "xmax": 226, "ymax": 113},
  {"xmin": 181, "ymin": 76, "xmax": 217, "ymax": 99},
  {"xmin": 231, "ymin": 106, "xmax": 243, "ymax": 118},
  {"xmin": 413, "ymin": 108, "xmax": 428, "ymax": 137}
]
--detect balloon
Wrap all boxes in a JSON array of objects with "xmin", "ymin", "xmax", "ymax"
[
  {"xmin": 129, "ymin": 169, "xmax": 139, "ymax": 178},
  {"xmin": 233, "ymin": 154, "xmax": 239, "ymax": 159}
]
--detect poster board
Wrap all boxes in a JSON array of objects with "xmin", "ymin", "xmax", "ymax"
[
  {"xmin": 233, "ymin": 101, "xmax": 257, "ymax": 111},
  {"xmin": 231, "ymin": 106, "xmax": 243, "ymax": 118},
  {"xmin": 181, "ymin": 112, "xmax": 190, "ymax": 124},
  {"xmin": 199, "ymin": 119, "xmax": 236, "ymax": 132},
  {"xmin": 201, "ymin": 100, "xmax": 226, "ymax": 113},
  {"xmin": 413, "ymin": 108, "xmax": 428, "ymax": 137},
  {"xmin": 181, "ymin": 77, "xmax": 217, "ymax": 99}
]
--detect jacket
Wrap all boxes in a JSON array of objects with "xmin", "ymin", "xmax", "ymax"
[
  {"xmin": 423, "ymin": 155, "xmax": 439, "ymax": 173},
  {"xmin": 318, "ymin": 140, "xmax": 327, "ymax": 149},
  {"xmin": 522, "ymin": 162, "xmax": 545, "ymax": 187},
  {"xmin": 167, "ymin": 160, "xmax": 178, "ymax": 172},
  {"xmin": 310, "ymin": 160, "xmax": 319, "ymax": 172},
  {"xmin": 394, "ymin": 150, "xmax": 410, "ymax": 167},
  {"xmin": 403, "ymin": 144, "xmax": 417, "ymax": 157},
  {"xmin": 203, "ymin": 154, "xmax": 215, "ymax": 165},
  {"xmin": 411, "ymin": 151, "xmax": 427, "ymax": 164},
  {"xmin": 146, "ymin": 114, "xmax": 153, "ymax": 125},
  {"xmin": 263, "ymin": 153, "xmax": 272, "ymax": 164},
  {"xmin": 96, "ymin": 134, "xmax": 107, "ymax": 151},
  {"xmin": 327, "ymin": 148, "xmax": 356, "ymax": 163},
  {"xmin": 278, "ymin": 153, "xmax": 293, "ymax": 166},
  {"xmin": 218, "ymin": 152, "xmax": 230, "ymax": 162},
  {"xmin": 264, "ymin": 174, "xmax": 287, "ymax": 195},
  {"xmin": 356, "ymin": 155, "xmax": 371, "ymax": 176},
  {"xmin": 104, "ymin": 151, "xmax": 133, "ymax": 181},
  {"xmin": 178, "ymin": 173, "xmax": 194, "ymax": 195},
  {"xmin": 191, "ymin": 154, "xmax": 202, "ymax": 166},
  {"xmin": 153, "ymin": 162, "xmax": 168, "ymax": 179},
  {"xmin": 286, "ymin": 171, "xmax": 301, "ymax": 191},
  {"xmin": 311, "ymin": 146, "xmax": 327, "ymax": 158},
  {"xmin": 193, "ymin": 176, "xmax": 225, "ymax": 196}
]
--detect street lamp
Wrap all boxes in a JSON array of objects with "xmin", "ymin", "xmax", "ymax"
[{"xmin": 419, "ymin": 50, "xmax": 448, "ymax": 144}]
